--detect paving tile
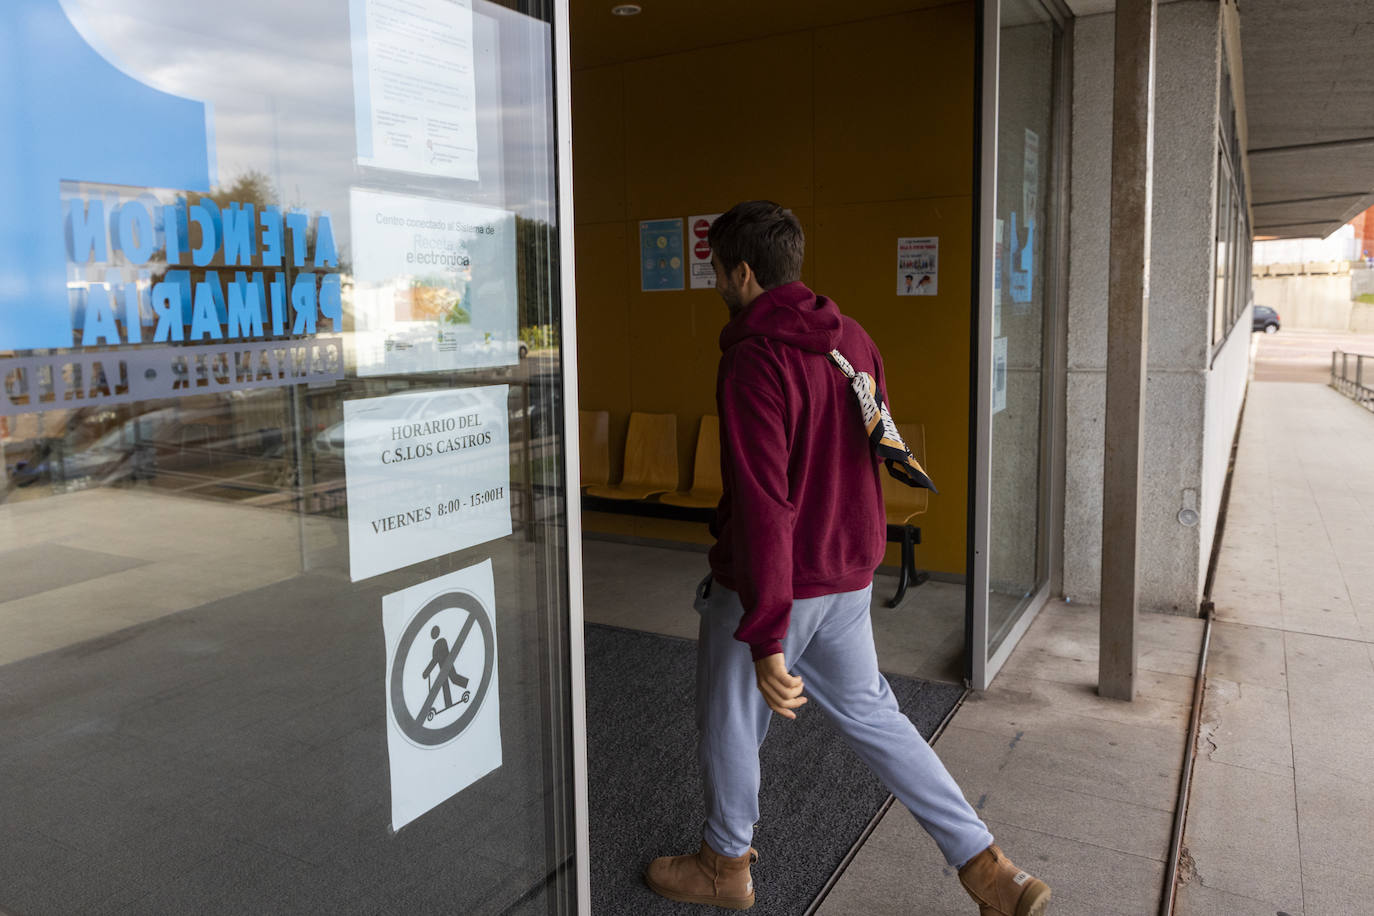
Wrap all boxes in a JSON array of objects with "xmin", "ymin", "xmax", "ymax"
[
  {"xmin": 1302, "ymin": 860, "xmax": 1374, "ymax": 916},
  {"xmin": 976, "ymin": 778, "xmax": 1173, "ymax": 862},
  {"xmin": 998, "ymin": 645, "xmax": 1196, "ymax": 705},
  {"xmin": 1280, "ymin": 601, "xmax": 1364, "ymax": 641},
  {"xmin": 1207, "ymin": 621, "xmax": 1289, "ymax": 689},
  {"xmin": 955, "ymin": 672, "xmax": 1192, "ymax": 737},
  {"xmin": 1213, "ymin": 589, "xmax": 1285, "ymax": 630},
  {"xmin": 1197, "ymin": 677, "xmax": 1295, "ymax": 777},
  {"xmin": 819, "ymin": 812, "xmax": 1162, "ymax": 916},
  {"xmin": 1293, "ymin": 769, "xmax": 1374, "ymax": 882},
  {"xmin": 961, "ymin": 716, "xmax": 1184, "ymax": 813},
  {"xmin": 1173, "ymin": 878, "xmax": 1301, "ymax": 916},
  {"xmin": 1182, "ymin": 758, "xmax": 1303, "ymax": 913}
]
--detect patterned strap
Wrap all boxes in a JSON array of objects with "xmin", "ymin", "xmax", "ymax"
[{"xmin": 826, "ymin": 349, "xmax": 938, "ymax": 493}]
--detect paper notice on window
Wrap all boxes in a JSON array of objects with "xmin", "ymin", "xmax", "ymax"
[
  {"xmin": 351, "ymin": 0, "xmax": 480, "ymax": 182},
  {"xmin": 349, "ymin": 187, "xmax": 518, "ymax": 375},
  {"xmin": 343, "ymin": 385, "xmax": 512, "ymax": 581}
]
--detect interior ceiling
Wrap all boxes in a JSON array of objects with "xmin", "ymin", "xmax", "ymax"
[
  {"xmin": 1239, "ymin": 0, "xmax": 1374, "ymax": 239},
  {"xmin": 570, "ymin": 0, "xmax": 954, "ymax": 70}
]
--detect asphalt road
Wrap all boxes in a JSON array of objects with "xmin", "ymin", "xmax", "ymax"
[{"xmin": 1251, "ymin": 327, "xmax": 1374, "ymax": 383}]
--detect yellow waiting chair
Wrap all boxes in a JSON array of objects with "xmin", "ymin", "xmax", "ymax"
[
  {"xmin": 661, "ymin": 416, "xmax": 723, "ymax": 509},
  {"xmin": 585, "ymin": 412, "xmax": 678, "ymax": 500},
  {"xmin": 579, "ymin": 410, "xmax": 610, "ymax": 488}
]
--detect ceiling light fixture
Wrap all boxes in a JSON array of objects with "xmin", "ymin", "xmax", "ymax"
[{"xmin": 611, "ymin": 4, "xmax": 641, "ymax": 15}]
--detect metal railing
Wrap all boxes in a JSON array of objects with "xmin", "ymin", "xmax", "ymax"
[{"xmin": 1331, "ymin": 350, "xmax": 1374, "ymax": 411}]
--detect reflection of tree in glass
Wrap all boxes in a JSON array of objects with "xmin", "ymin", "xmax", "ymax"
[{"xmin": 515, "ymin": 216, "xmax": 560, "ymax": 333}]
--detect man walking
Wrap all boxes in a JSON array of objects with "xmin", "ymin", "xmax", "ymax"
[{"xmin": 644, "ymin": 201, "xmax": 1051, "ymax": 915}]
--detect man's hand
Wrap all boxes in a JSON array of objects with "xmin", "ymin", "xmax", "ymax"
[{"xmin": 754, "ymin": 653, "xmax": 807, "ymax": 720}]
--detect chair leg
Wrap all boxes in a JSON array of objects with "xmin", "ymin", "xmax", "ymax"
[
  {"xmin": 888, "ymin": 525, "xmax": 929, "ymax": 608},
  {"xmin": 887, "ymin": 526, "xmax": 915, "ymax": 608}
]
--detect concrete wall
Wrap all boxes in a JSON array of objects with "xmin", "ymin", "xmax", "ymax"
[
  {"xmin": 1064, "ymin": 2, "xmax": 1226, "ymax": 615},
  {"xmin": 1252, "ymin": 274, "xmax": 1354, "ymax": 330}
]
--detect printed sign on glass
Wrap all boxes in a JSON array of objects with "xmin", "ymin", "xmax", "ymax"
[
  {"xmin": 343, "ymin": 385, "xmax": 512, "ymax": 581},
  {"xmin": 350, "ymin": 0, "xmax": 481, "ymax": 182},
  {"xmin": 383, "ymin": 560, "xmax": 502, "ymax": 831},
  {"xmin": 350, "ymin": 188, "xmax": 519, "ymax": 376}
]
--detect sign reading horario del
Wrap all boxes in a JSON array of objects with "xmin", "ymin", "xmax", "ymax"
[
  {"xmin": 1, "ymin": 182, "xmax": 345, "ymax": 415},
  {"xmin": 343, "ymin": 386, "xmax": 512, "ymax": 581}
]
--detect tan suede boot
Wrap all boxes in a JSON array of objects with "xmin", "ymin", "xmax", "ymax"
[
  {"xmin": 958, "ymin": 844, "xmax": 1051, "ymax": 916},
  {"xmin": 644, "ymin": 839, "xmax": 758, "ymax": 909}
]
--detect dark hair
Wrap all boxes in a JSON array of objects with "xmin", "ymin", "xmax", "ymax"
[{"xmin": 707, "ymin": 200, "xmax": 804, "ymax": 289}]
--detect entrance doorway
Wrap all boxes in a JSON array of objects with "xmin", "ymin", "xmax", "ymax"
[{"xmin": 566, "ymin": 2, "xmax": 985, "ymax": 910}]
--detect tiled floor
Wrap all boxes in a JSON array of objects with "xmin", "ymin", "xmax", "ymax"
[
  {"xmin": 580, "ymin": 536, "xmax": 967, "ymax": 684},
  {"xmin": 1175, "ymin": 382, "xmax": 1374, "ymax": 916},
  {"xmin": 817, "ymin": 600, "xmax": 1203, "ymax": 916}
]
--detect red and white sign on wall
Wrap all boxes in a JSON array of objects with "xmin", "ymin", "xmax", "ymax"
[{"xmin": 688, "ymin": 213, "xmax": 723, "ymax": 289}]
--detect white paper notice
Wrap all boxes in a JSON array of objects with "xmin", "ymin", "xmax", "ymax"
[
  {"xmin": 383, "ymin": 560, "xmax": 502, "ymax": 831},
  {"xmin": 351, "ymin": 0, "xmax": 480, "ymax": 181},
  {"xmin": 897, "ymin": 237, "xmax": 938, "ymax": 296},
  {"xmin": 344, "ymin": 385, "xmax": 512, "ymax": 581},
  {"xmin": 350, "ymin": 188, "xmax": 518, "ymax": 375},
  {"xmin": 688, "ymin": 213, "xmax": 722, "ymax": 290}
]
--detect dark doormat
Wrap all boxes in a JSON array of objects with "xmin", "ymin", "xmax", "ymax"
[{"xmin": 585, "ymin": 623, "xmax": 965, "ymax": 916}]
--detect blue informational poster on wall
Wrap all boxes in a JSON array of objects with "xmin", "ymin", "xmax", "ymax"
[{"xmin": 639, "ymin": 218, "xmax": 685, "ymax": 292}]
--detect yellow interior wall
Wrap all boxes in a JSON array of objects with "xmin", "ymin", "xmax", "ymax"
[{"xmin": 572, "ymin": 1, "xmax": 974, "ymax": 575}]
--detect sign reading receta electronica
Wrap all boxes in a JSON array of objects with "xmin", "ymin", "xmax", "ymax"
[
  {"xmin": 383, "ymin": 559, "xmax": 502, "ymax": 831},
  {"xmin": 343, "ymin": 385, "xmax": 512, "ymax": 581},
  {"xmin": 350, "ymin": 188, "xmax": 519, "ymax": 376}
]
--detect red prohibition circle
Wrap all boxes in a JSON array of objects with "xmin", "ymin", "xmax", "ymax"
[
  {"xmin": 694, "ymin": 240, "xmax": 711, "ymax": 260},
  {"xmin": 693, "ymin": 219, "xmax": 710, "ymax": 238}
]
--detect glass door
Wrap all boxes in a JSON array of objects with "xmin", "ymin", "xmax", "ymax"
[
  {"xmin": 971, "ymin": 0, "xmax": 1066, "ymax": 688},
  {"xmin": 0, "ymin": 0, "xmax": 583, "ymax": 912}
]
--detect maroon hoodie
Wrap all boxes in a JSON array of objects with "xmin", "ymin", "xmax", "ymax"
[{"xmin": 709, "ymin": 281, "xmax": 889, "ymax": 660}]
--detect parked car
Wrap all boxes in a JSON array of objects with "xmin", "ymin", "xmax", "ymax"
[
  {"xmin": 1252, "ymin": 304, "xmax": 1281, "ymax": 333},
  {"xmin": 7, "ymin": 406, "xmax": 282, "ymax": 489}
]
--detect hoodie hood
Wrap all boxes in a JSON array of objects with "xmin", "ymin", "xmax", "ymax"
[{"xmin": 719, "ymin": 281, "xmax": 843, "ymax": 354}]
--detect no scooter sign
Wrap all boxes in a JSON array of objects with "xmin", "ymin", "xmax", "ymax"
[{"xmin": 383, "ymin": 560, "xmax": 502, "ymax": 830}]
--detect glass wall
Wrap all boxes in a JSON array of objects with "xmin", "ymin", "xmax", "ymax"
[
  {"xmin": 973, "ymin": 0, "xmax": 1066, "ymax": 682},
  {"xmin": 0, "ymin": 0, "xmax": 578, "ymax": 912},
  {"xmin": 1212, "ymin": 55, "xmax": 1252, "ymax": 349}
]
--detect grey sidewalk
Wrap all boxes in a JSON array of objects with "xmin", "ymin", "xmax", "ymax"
[
  {"xmin": 820, "ymin": 603, "xmax": 1204, "ymax": 916},
  {"xmin": 1175, "ymin": 381, "xmax": 1374, "ymax": 915}
]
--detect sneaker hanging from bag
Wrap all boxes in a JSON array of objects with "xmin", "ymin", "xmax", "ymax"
[{"xmin": 826, "ymin": 349, "xmax": 937, "ymax": 493}]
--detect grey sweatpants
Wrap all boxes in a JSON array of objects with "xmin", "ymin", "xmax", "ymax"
[{"xmin": 694, "ymin": 575, "xmax": 994, "ymax": 868}]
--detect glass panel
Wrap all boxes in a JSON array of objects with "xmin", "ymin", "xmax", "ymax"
[
  {"xmin": 987, "ymin": 0, "xmax": 1060, "ymax": 656},
  {"xmin": 0, "ymin": 0, "xmax": 576, "ymax": 912},
  {"xmin": 1214, "ymin": 154, "xmax": 1231, "ymax": 345}
]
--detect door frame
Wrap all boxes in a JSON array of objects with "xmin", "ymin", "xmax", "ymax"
[{"xmin": 967, "ymin": 0, "xmax": 1072, "ymax": 690}]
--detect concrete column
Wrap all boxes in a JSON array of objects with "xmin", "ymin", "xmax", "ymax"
[{"xmin": 1099, "ymin": 0, "xmax": 1157, "ymax": 701}]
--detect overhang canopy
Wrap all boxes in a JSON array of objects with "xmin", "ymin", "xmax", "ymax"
[{"xmin": 1239, "ymin": 0, "xmax": 1374, "ymax": 239}]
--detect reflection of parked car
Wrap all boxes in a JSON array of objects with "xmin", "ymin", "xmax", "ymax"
[
  {"xmin": 6, "ymin": 407, "xmax": 283, "ymax": 488},
  {"xmin": 1252, "ymin": 305, "xmax": 1280, "ymax": 333}
]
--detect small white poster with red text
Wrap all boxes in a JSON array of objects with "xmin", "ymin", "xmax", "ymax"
[{"xmin": 688, "ymin": 214, "xmax": 722, "ymax": 289}]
